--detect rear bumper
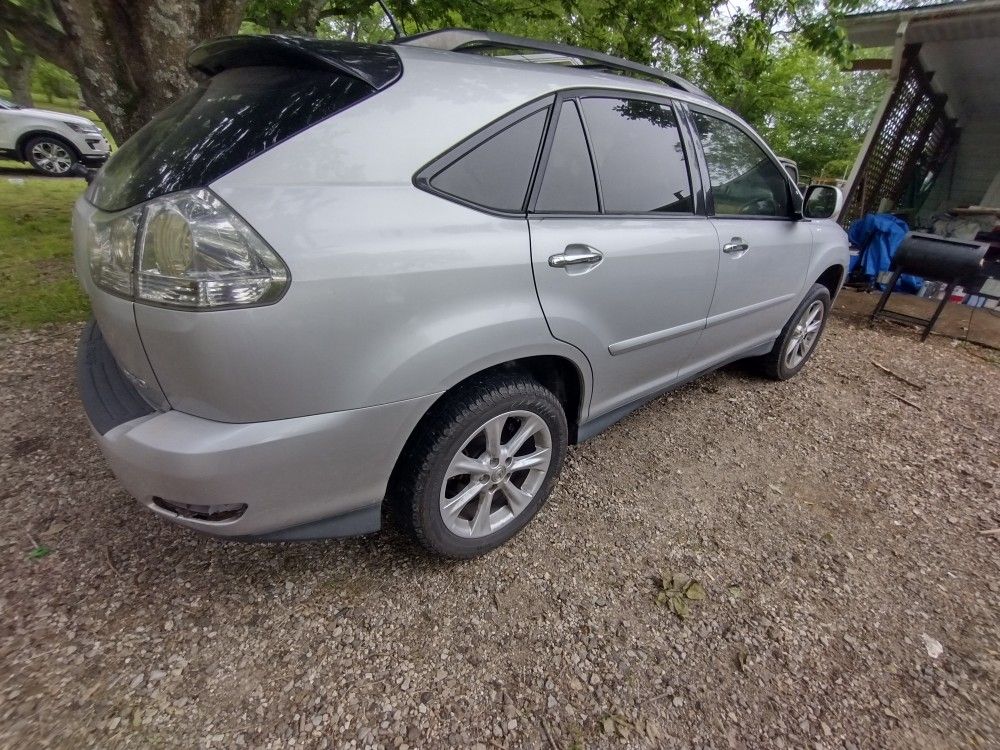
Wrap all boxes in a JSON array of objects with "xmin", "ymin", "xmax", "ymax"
[{"xmin": 78, "ymin": 321, "xmax": 439, "ymax": 540}]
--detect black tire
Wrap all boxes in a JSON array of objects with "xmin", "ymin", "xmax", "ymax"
[
  {"xmin": 391, "ymin": 373, "xmax": 568, "ymax": 559},
  {"xmin": 759, "ymin": 283, "xmax": 831, "ymax": 380},
  {"xmin": 24, "ymin": 135, "xmax": 79, "ymax": 176}
]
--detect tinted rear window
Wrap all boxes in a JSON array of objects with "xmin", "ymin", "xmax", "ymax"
[
  {"xmin": 430, "ymin": 108, "xmax": 547, "ymax": 212},
  {"xmin": 534, "ymin": 101, "xmax": 599, "ymax": 213},
  {"xmin": 580, "ymin": 97, "xmax": 693, "ymax": 213},
  {"xmin": 89, "ymin": 66, "xmax": 373, "ymax": 211}
]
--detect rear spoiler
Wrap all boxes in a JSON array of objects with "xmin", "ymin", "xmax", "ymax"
[{"xmin": 188, "ymin": 35, "xmax": 402, "ymax": 90}]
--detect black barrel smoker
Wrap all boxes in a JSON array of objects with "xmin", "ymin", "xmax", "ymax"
[{"xmin": 870, "ymin": 232, "xmax": 988, "ymax": 341}]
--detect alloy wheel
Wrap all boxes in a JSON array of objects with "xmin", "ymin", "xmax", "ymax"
[
  {"xmin": 31, "ymin": 141, "xmax": 73, "ymax": 174},
  {"xmin": 439, "ymin": 410, "xmax": 552, "ymax": 538},
  {"xmin": 784, "ymin": 299, "xmax": 824, "ymax": 369}
]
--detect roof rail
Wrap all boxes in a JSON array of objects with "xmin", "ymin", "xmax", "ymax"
[{"xmin": 394, "ymin": 28, "xmax": 711, "ymax": 99}]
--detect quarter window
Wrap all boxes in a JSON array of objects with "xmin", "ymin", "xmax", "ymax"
[
  {"xmin": 534, "ymin": 101, "xmax": 599, "ymax": 213},
  {"xmin": 430, "ymin": 108, "xmax": 547, "ymax": 212},
  {"xmin": 579, "ymin": 97, "xmax": 693, "ymax": 213},
  {"xmin": 692, "ymin": 112, "xmax": 789, "ymax": 217}
]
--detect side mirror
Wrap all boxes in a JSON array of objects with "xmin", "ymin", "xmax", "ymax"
[{"xmin": 802, "ymin": 184, "xmax": 844, "ymax": 220}]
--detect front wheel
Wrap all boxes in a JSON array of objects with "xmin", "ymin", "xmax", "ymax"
[
  {"xmin": 392, "ymin": 373, "xmax": 568, "ymax": 559},
  {"xmin": 759, "ymin": 283, "xmax": 831, "ymax": 380},
  {"xmin": 25, "ymin": 136, "xmax": 78, "ymax": 176}
]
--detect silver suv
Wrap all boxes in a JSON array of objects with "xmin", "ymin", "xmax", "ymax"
[{"xmin": 74, "ymin": 31, "xmax": 848, "ymax": 557}]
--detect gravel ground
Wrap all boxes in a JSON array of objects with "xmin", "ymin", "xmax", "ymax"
[{"xmin": 1, "ymin": 310, "xmax": 998, "ymax": 749}]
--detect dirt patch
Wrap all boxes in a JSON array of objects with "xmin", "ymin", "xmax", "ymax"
[
  {"xmin": 28, "ymin": 259, "xmax": 72, "ymax": 286},
  {"xmin": 1, "ymin": 315, "xmax": 997, "ymax": 748}
]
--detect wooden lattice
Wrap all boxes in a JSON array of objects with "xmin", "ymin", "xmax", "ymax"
[{"xmin": 842, "ymin": 45, "xmax": 959, "ymax": 226}]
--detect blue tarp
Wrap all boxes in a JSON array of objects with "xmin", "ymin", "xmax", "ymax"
[{"xmin": 847, "ymin": 213, "xmax": 923, "ymax": 293}]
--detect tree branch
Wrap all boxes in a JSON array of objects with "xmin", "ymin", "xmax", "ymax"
[
  {"xmin": 198, "ymin": 0, "xmax": 250, "ymax": 38},
  {"xmin": 0, "ymin": 0, "xmax": 71, "ymax": 70}
]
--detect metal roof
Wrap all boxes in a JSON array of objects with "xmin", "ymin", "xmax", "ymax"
[{"xmin": 843, "ymin": 0, "xmax": 1000, "ymax": 47}]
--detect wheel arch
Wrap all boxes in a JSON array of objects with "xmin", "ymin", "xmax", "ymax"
[
  {"xmin": 16, "ymin": 130, "xmax": 81, "ymax": 161},
  {"xmin": 384, "ymin": 352, "xmax": 588, "ymax": 528},
  {"xmin": 417, "ymin": 353, "xmax": 589, "ymax": 446},
  {"xmin": 814, "ymin": 263, "xmax": 845, "ymax": 301}
]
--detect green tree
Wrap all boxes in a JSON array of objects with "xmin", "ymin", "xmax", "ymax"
[
  {"xmin": 0, "ymin": 28, "xmax": 33, "ymax": 106},
  {"xmin": 667, "ymin": 1, "xmax": 885, "ymax": 177},
  {"xmin": 0, "ymin": 0, "xmax": 248, "ymax": 142},
  {"xmin": 33, "ymin": 56, "xmax": 77, "ymax": 102},
  {"xmin": 752, "ymin": 41, "xmax": 886, "ymax": 178},
  {"xmin": 1, "ymin": 0, "xmax": 887, "ymax": 158}
]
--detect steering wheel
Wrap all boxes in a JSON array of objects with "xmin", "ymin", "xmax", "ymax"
[{"xmin": 738, "ymin": 196, "xmax": 777, "ymax": 215}]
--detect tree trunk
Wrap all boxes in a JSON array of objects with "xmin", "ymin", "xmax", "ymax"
[
  {"xmin": 0, "ymin": 31, "xmax": 35, "ymax": 107},
  {"xmin": 0, "ymin": 0, "xmax": 248, "ymax": 143},
  {"xmin": 2, "ymin": 56, "xmax": 34, "ymax": 106}
]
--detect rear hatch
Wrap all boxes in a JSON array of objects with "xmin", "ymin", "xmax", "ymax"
[
  {"xmin": 76, "ymin": 36, "xmax": 402, "ymax": 418},
  {"xmin": 88, "ymin": 36, "xmax": 402, "ymax": 212}
]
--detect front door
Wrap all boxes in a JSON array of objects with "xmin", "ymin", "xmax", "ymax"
[
  {"xmin": 681, "ymin": 109, "xmax": 813, "ymax": 377},
  {"xmin": 528, "ymin": 95, "xmax": 719, "ymax": 419}
]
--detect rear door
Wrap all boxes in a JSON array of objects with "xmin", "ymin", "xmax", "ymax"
[
  {"xmin": 528, "ymin": 92, "xmax": 719, "ymax": 419},
  {"xmin": 680, "ymin": 108, "xmax": 813, "ymax": 376}
]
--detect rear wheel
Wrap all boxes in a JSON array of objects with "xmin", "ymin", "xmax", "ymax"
[
  {"xmin": 393, "ymin": 374, "xmax": 568, "ymax": 558},
  {"xmin": 24, "ymin": 135, "xmax": 77, "ymax": 176},
  {"xmin": 760, "ymin": 283, "xmax": 831, "ymax": 380}
]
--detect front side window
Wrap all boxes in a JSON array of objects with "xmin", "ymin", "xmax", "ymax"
[
  {"xmin": 430, "ymin": 108, "xmax": 548, "ymax": 212},
  {"xmin": 579, "ymin": 97, "xmax": 693, "ymax": 213},
  {"xmin": 534, "ymin": 100, "xmax": 599, "ymax": 213},
  {"xmin": 692, "ymin": 112, "xmax": 789, "ymax": 218}
]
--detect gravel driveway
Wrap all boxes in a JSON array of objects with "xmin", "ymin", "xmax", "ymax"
[{"xmin": 2, "ymin": 308, "xmax": 998, "ymax": 749}]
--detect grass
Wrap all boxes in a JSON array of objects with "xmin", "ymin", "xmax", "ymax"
[
  {"xmin": 0, "ymin": 176, "xmax": 91, "ymax": 329},
  {"xmin": 1, "ymin": 89, "xmax": 112, "ymax": 329}
]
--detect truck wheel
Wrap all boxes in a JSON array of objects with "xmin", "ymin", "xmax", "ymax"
[
  {"xmin": 393, "ymin": 373, "xmax": 568, "ymax": 558},
  {"xmin": 760, "ymin": 283, "xmax": 831, "ymax": 380},
  {"xmin": 25, "ymin": 135, "xmax": 78, "ymax": 176}
]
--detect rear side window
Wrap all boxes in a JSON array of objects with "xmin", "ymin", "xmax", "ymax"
[
  {"xmin": 535, "ymin": 101, "xmax": 599, "ymax": 213},
  {"xmin": 430, "ymin": 108, "xmax": 547, "ymax": 212},
  {"xmin": 692, "ymin": 112, "xmax": 789, "ymax": 217},
  {"xmin": 90, "ymin": 66, "xmax": 373, "ymax": 212},
  {"xmin": 579, "ymin": 97, "xmax": 693, "ymax": 213}
]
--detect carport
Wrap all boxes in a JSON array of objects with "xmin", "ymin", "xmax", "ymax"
[
  {"xmin": 842, "ymin": 0, "xmax": 1000, "ymax": 225},
  {"xmin": 837, "ymin": 0, "xmax": 1000, "ymax": 346}
]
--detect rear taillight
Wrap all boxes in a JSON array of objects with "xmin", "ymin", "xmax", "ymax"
[
  {"xmin": 85, "ymin": 188, "xmax": 288, "ymax": 309},
  {"xmin": 88, "ymin": 210, "xmax": 138, "ymax": 298}
]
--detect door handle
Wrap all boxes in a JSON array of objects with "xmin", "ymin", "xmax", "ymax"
[
  {"xmin": 723, "ymin": 237, "xmax": 750, "ymax": 256},
  {"xmin": 549, "ymin": 244, "xmax": 604, "ymax": 268}
]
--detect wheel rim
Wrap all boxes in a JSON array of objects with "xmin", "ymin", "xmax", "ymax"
[
  {"xmin": 31, "ymin": 141, "xmax": 73, "ymax": 174},
  {"xmin": 784, "ymin": 299, "xmax": 825, "ymax": 369},
  {"xmin": 439, "ymin": 410, "xmax": 552, "ymax": 539}
]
